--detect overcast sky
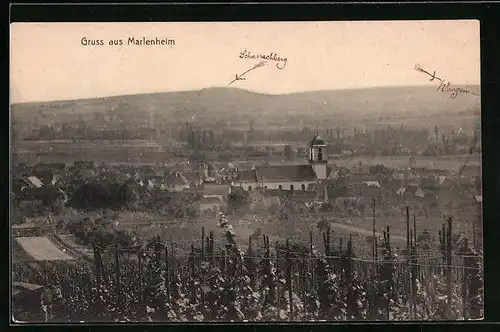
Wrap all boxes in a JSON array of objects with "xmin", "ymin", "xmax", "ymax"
[{"xmin": 10, "ymin": 20, "xmax": 480, "ymax": 103}]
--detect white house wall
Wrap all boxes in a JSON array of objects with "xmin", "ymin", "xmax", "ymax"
[
  {"xmin": 261, "ymin": 181, "xmax": 316, "ymax": 191},
  {"xmin": 234, "ymin": 181, "xmax": 316, "ymax": 191}
]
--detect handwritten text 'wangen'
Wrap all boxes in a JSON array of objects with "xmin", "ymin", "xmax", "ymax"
[{"xmin": 414, "ymin": 64, "xmax": 479, "ymax": 99}]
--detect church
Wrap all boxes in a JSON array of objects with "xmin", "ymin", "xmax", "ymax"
[{"xmin": 233, "ymin": 134, "xmax": 329, "ymax": 191}]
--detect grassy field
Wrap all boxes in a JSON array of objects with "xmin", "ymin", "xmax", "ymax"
[
  {"xmin": 330, "ymin": 154, "xmax": 481, "ymax": 170},
  {"xmin": 12, "ymin": 138, "xmax": 480, "ymax": 172},
  {"xmin": 256, "ymin": 154, "xmax": 481, "ymax": 171},
  {"xmin": 12, "ymin": 140, "xmax": 170, "ymax": 165}
]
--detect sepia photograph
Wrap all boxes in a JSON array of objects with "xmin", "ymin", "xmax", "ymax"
[{"xmin": 10, "ymin": 21, "xmax": 482, "ymax": 322}]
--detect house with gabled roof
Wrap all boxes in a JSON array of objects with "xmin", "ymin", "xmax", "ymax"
[
  {"xmin": 255, "ymin": 164, "xmax": 318, "ymax": 191},
  {"xmin": 26, "ymin": 176, "xmax": 43, "ymax": 188},
  {"xmin": 165, "ymin": 172, "xmax": 190, "ymax": 192},
  {"xmin": 12, "ymin": 176, "xmax": 44, "ymax": 201},
  {"xmin": 234, "ymin": 134, "xmax": 329, "ymax": 192},
  {"xmin": 235, "ymin": 165, "xmax": 318, "ymax": 192},
  {"xmin": 30, "ymin": 169, "xmax": 55, "ymax": 187}
]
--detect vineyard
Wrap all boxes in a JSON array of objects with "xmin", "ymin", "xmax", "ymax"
[{"xmin": 12, "ymin": 213, "xmax": 483, "ymax": 322}]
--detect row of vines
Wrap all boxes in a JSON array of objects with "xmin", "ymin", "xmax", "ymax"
[{"xmin": 13, "ymin": 214, "xmax": 483, "ymax": 322}]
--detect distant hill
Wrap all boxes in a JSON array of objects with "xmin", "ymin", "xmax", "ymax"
[{"xmin": 11, "ymin": 86, "xmax": 480, "ymax": 126}]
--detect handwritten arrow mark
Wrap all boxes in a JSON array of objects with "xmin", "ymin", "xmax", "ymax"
[{"xmin": 229, "ymin": 60, "xmax": 267, "ymax": 86}]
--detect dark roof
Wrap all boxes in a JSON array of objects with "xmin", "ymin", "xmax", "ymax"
[
  {"xmin": 256, "ymin": 165, "xmax": 317, "ymax": 182},
  {"xmin": 234, "ymin": 169, "xmax": 258, "ymax": 183},
  {"xmin": 310, "ymin": 134, "xmax": 326, "ymax": 146}
]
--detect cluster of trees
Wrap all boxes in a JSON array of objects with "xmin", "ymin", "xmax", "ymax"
[
  {"xmin": 25, "ymin": 124, "xmax": 157, "ymax": 141},
  {"xmin": 68, "ymin": 183, "xmax": 127, "ymax": 210},
  {"xmin": 67, "ymin": 217, "xmax": 137, "ymax": 249},
  {"xmin": 13, "ymin": 179, "xmax": 203, "ymax": 224},
  {"xmin": 227, "ymin": 190, "xmax": 250, "ymax": 214},
  {"xmin": 67, "ymin": 182, "xmax": 199, "ymax": 218}
]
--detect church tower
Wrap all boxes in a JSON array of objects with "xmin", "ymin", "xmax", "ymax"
[{"xmin": 309, "ymin": 134, "xmax": 328, "ymax": 180}]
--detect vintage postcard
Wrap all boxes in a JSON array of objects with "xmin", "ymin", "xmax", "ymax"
[{"xmin": 10, "ymin": 21, "xmax": 482, "ymax": 322}]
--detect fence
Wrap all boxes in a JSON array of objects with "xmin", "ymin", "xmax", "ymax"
[{"xmin": 12, "ymin": 214, "xmax": 483, "ymax": 322}]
